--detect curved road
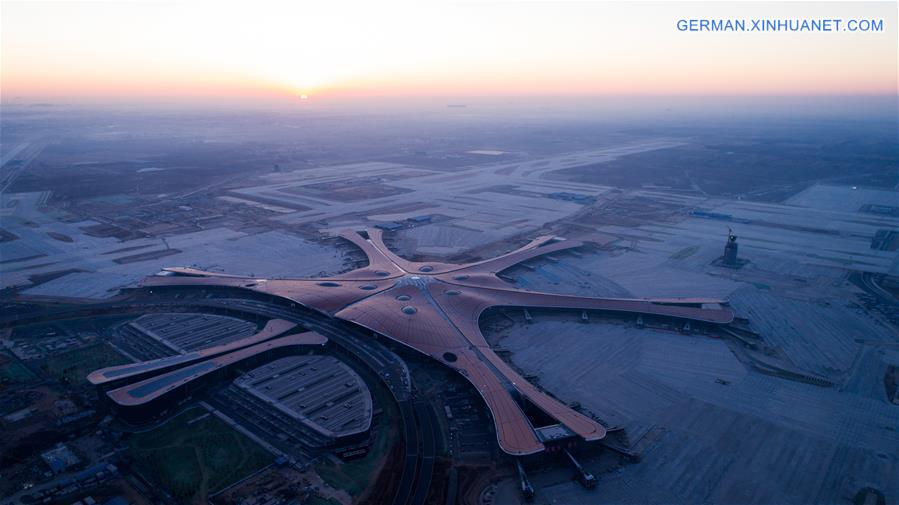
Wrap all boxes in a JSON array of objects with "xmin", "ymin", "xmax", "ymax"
[{"xmin": 2, "ymin": 290, "xmax": 434, "ymax": 505}]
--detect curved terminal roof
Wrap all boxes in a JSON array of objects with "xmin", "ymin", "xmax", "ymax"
[
  {"xmin": 234, "ymin": 355, "xmax": 372, "ymax": 439},
  {"xmin": 142, "ymin": 228, "xmax": 736, "ymax": 455},
  {"xmin": 105, "ymin": 331, "xmax": 327, "ymax": 406},
  {"xmin": 128, "ymin": 313, "xmax": 257, "ymax": 352},
  {"xmin": 88, "ymin": 319, "xmax": 297, "ymax": 386}
]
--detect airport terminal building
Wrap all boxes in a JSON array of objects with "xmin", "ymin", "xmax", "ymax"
[{"xmin": 227, "ymin": 356, "xmax": 373, "ymax": 450}]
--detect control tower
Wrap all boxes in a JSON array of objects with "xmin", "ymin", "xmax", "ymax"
[{"xmin": 724, "ymin": 228, "xmax": 739, "ymax": 266}]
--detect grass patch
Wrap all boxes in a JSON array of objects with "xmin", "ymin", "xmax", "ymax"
[
  {"xmin": 316, "ymin": 376, "xmax": 398, "ymax": 497},
  {"xmin": 306, "ymin": 497, "xmax": 342, "ymax": 505},
  {"xmin": 0, "ymin": 354, "xmax": 38, "ymax": 384},
  {"xmin": 43, "ymin": 342, "xmax": 130, "ymax": 386},
  {"xmin": 127, "ymin": 407, "xmax": 272, "ymax": 501}
]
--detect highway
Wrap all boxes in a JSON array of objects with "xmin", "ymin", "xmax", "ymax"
[
  {"xmin": 393, "ymin": 400, "xmax": 419, "ymax": 505},
  {"xmin": 857, "ymin": 272, "xmax": 898, "ymax": 305},
  {"xmin": 411, "ymin": 401, "xmax": 437, "ymax": 505},
  {"xmin": 0, "ymin": 141, "xmax": 45, "ymax": 194},
  {"xmin": 852, "ymin": 271, "xmax": 899, "ymax": 328}
]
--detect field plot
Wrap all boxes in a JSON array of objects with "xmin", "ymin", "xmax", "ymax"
[
  {"xmin": 43, "ymin": 342, "xmax": 130, "ymax": 386},
  {"xmin": 0, "ymin": 353, "xmax": 38, "ymax": 384},
  {"xmin": 127, "ymin": 406, "xmax": 272, "ymax": 501},
  {"xmin": 548, "ymin": 131, "xmax": 898, "ymax": 201}
]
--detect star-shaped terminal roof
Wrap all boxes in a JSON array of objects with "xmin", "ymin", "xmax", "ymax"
[{"xmin": 143, "ymin": 229, "xmax": 734, "ymax": 456}]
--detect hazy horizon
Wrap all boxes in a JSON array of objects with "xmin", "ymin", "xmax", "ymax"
[{"xmin": 3, "ymin": 1, "xmax": 896, "ymax": 108}]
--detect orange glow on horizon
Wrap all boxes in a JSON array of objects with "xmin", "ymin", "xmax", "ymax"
[{"xmin": 2, "ymin": 1, "xmax": 895, "ymax": 106}]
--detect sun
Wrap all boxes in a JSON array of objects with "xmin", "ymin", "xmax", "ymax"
[{"xmin": 258, "ymin": 62, "xmax": 335, "ymax": 101}]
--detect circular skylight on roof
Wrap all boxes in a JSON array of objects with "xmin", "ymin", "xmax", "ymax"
[
  {"xmin": 359, "ymin": 284, "xmax": 377, "ymax": 290},
  {"xmin": 453, "ymin": 274, "xmax": 469, "ymax": 280},
  {"xmin": 317, "ymin": 281, "xmax": 341, "ymax": 287},
  {"xmin": 445, "ymin": 290, "xmax": 461, "ymax": 296},
  {"xmin": 396, "ymin": 294, "xmax": 411, "ymax": 301},
  {"xmin": 419, "ymin": 265, "xmax": 434, "ymax": 272},
  {"xmin": 375, "ymin": 271, "xmax": 390, "ymax": 277},
  {"xmin": 401, "ymin": 306, "xmax": 417, "ymax": 315}
]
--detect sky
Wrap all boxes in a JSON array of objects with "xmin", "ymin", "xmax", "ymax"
[{"xmin": 1, "ymin": 1, "xmax": 897, "ymax": 106}]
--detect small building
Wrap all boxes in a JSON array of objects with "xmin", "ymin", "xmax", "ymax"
[
  {"xmin": 548, "ymin": 192, "xmax": 596, "ymax": 205},
  {"xmin": 41, "ymin": 443, "xmax": 80, "ymax": 474},
  {"xmin": 374, "ymin": 222, "xmax": 403, "ymax": 231}
]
